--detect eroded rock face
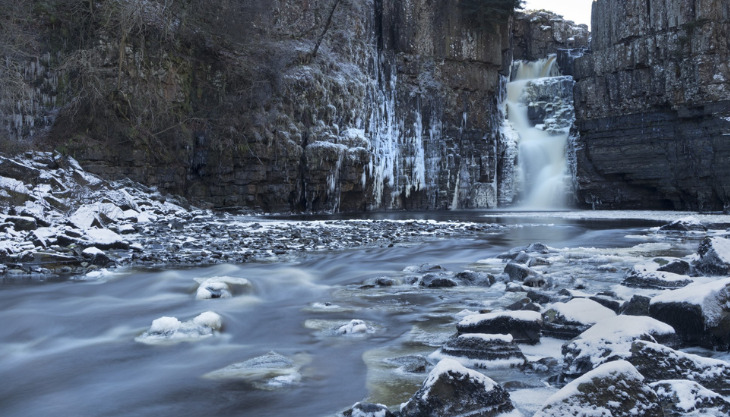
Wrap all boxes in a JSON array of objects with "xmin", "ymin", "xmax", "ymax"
[{"xmin": 573, "ymin": 0, "xmax": 730, "ymax": 210}]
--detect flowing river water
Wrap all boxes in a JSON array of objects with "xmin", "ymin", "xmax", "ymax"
[{"xmin": 1, "ymin": 211, "xmax": 729, "ymax": 417}]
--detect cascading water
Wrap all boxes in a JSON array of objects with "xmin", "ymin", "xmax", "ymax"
[{"xmin": 504, "ymin": 56, "xmax": 575, "ymax": 209}]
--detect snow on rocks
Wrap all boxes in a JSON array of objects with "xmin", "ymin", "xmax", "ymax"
[
  {"xmin": 694, "ymin": 236, "xmax": 730, "ymax": 275},
  {"xmin": 135, "ymin": 311, "xmax": 222, "ymax": 344},
  {"xmin": 627, "ymin": 340, "xmax": 730, "ymax": 395},
  {"xmin": 337, "ymin": 319, "xmax": 370, "ymax": 335},
  {"xmin": 621, "ymin": 262, "xmax": 693, "ymax": 290},
  {"xmin": 562, "ymin": 315, "xmax": 679, "ymax": 377},
  {"xmin": 457, "ymin": 311, "xmax": 542, "ymax": 345},
  {"xmin": 649, "ymin": 278, "xmax": 730, "ymax": 350},
  {"xmin": 203, "ymin": 351, "xmax": 308, "ymax": 389},
  {"xmin": 534, "ymin": 360, "xmax": 663, "ymax": 417},
  {"xmin": 542, "ymin": 298, "xmax": 616, "ymax": 340},
  {"xmin": 194, "ymin": 276, "xmax": 252, "ymax": 299},
  {"xmin": 399, "ymin": 358, "xmax": 517, "ymax": 417},
  {"xmin": 659, "ymin": 216, "xmax": 708, "ymax": 232},
  {"xmin": 430, "ymin": 333, "xmax": 527, "ymax": 369},
  {"xmin": 649, "ymin": 379, "xmax": 730, "ymax": 416},
  {"xmin": 342, "ymin": 402, "xmax": 397, "ymax": 417}
]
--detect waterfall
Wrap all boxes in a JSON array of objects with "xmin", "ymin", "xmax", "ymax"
[{"xmin": 504, "ymin": 56, "xmax": 575, "ymax": 210}]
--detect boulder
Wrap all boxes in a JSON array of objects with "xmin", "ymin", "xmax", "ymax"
[
  {"xmin": 343, "ymin": 402, "xmax": 396, "ymax": 417},
  {"xmin": 534, "ymin": 361, "xmax": 663, "ymax": 417},
  {"xmin": 84, "ymin": 228, "xmax": 129, "ymax": 250},
  {"xmin": 457, "ymin": 311, "xmax": 542, "ymax": 345},
  {"xmin": 659, "ymin": 217, "xmax": 707, "ymax": 232},
  {"xmin": 620, "ymin": 295, "xmax": 651, "ymax": 316},
  {"xmin": 430, "ymin": 333, "xmax": 527, "ymax": 369},
  {"xmin": 6, "ymin": 216, "xmax": 37, "ymax": 231},
  {"xmin": 621, "ymin": 264, "xmax": 693, "ymax": 290},
  {"xmin": 562, "ymin": 315, "xmax": 678, "ymax": 377},
  {"xmin": 503, "ymin": 262, "xmax": 534, "ymax": 281},
  {"xmin": 421, "ymin": 274, "xmax": 458, "ymax": 288},
  {"xmin": 588, "ymin": 294, "xmax": 621, "ymax": 313},
  {"xmin": 542, "ymin": 298, "xmax": 616, "ymax": 340},
  {"xmin": 694, "ymin": 237, "xmax": 730, "ymax": 275},
  {"xmin": 657, "ymin": 259, "xmax": 691, "ymax": 275},
  {"xmin": 650, "ymin": 380, "xmax": 730, "ymax": 416},
  {"xmin": 81, "ymin": 246, "xmax": 112, "ymax": 266},
  {"xmin": 400, "ymin": 358, "xmax": 516, "ymax": 417},
  {"xmin": 135, "ymin": 311, "xmax": 222, "ymax": 345},
  {"xmin": 649, "ymin": 278, "xmax": 730, "ymax": 350},
  {"xmin": 194, "ymin": 276, "xmax": 252, "ymax": 299},
  {"xmin": 455, "ymin": 271, "xmax": 495, "ymax": 286},
  {"xmin": 627, "ymin": 340, "xmax": 730, "ymax": 395},
  {"xmin": 384, "ymin": 355, "xmax": 430, "ymax": 374}
]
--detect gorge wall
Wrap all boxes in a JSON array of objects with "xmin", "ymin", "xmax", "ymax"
[
  {"xmin": 1, "ymin": 0, "xmax": 517, "ymax": 212},
  {"xmin": 573, "ymin": 0, "xmax": 730, "ymax": 210}
]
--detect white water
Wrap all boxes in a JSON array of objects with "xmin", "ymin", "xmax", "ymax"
[{"xmin": 506, "ymin": 56, "xmax": 570, "ymax": 210}]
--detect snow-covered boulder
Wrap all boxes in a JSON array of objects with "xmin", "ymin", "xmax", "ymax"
[
  {"xmin": 135, "ymin": 311, "xmax": 222, "ymax": 344},
  {"xmin": 457, "ymin": 311, "xmax": 542, "ymax": 345},
  {"xmin": 81, "ymin": 246, "xmax": 112, "ymax": 266},
  {"xmin": 534, "ymin": 361, "xmax": 663, "ymax": 417},
  {"xmin": 400, "ymin": 358, "xmax": 516, "ymax": 417},
  {"xmin": 454, "ymin": 270, "xmax": 496, "ymax": 287},
  {"xmin": 650, "ymin": 380, "xmax": 730, "ymax": 416},
  {"xmin": 430, "ymin": 333, "xmax": 527, "ymax": 369},
  {"xmin": 694, "ymin": 237, "xmax": 730, "ymax": 275},
  {"xmin": 622, "ymin": 263, "xmax": 693, "ymax": 290},
  {"xmin": 542, "ymin": 298, "xmax": 616, "ymax": 340},
  {"xmin": 337, "ymin": 319, "xmax": 371, "ymax": 335},
  {"xmin": 6, "ymin": 216, "xmax": 37, "ymax": 231},
  {"xmin": 649, "ymin": 278, "xmax": 730, "ymax": 350},
  {"xmin": 627, "ymin": 340, "xmax": 730, "ymax": 395},
  {"xmin": 659, "ymin": 217, "xmax": 707, "ymax": 232},
  {"xmin": 203, "ymin": 351, "xmax": 305, "ymax": 389},
  {"xmin": 562, "ymin": 315, "xmax": 678, "ymax": 377},
  {"xmin": 84, "ymin": 228, "xmax": 129, "ymax": 250},
  {"xmin": 420, "ymin": 273, "xmax": 458, "ymax": 288},
  {"xmin": 194, "ymin": 276, "xmax": 252, "ymax": 299},
  {"xmin": 342, "ymin": 402, "xmax": 396, "ymax": 417}
]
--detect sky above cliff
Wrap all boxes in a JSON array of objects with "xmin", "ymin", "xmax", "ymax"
[{"xmin": 524, "ymin": 0, "xmax": 593, "ymax": 28}]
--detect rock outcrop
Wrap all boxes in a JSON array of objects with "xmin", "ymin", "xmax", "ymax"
[{"xmin": 573, "ymin": 0, "xmax": 730, "ymax": 210}]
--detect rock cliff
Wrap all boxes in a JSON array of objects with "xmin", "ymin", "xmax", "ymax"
[
  {"xmin": 1, "ymin": 0, "xmax": 514, "ymax": 212},
  {"xmin": 573, "ymin": 0, "xmax": 730, "ymax": 210}
]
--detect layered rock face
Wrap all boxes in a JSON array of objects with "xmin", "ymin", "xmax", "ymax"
[
  {"xmin": 573, "ymin": 0, "xmax": 730, "ymax": 210},
  {"xmin": 1, "ymin": 0, "xmax": 512, "ymax": 212}
]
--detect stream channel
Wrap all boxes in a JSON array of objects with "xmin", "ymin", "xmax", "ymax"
[{"xmin": 2, "ymin": 210, "xmax": 729, "ymax": 416}]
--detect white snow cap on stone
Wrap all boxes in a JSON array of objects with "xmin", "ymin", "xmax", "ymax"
[
  {"xmin": 546, "ymin": 298, "xmax": 616, "ymax": 324},
  {"xmin": 458, "ymin": 310, "xmax": 542, "ymax": 326},
  {"xmin": 651, "ymin": 277, "xmax": 730, "ymax": 328},
  {"xmin": 136, "ymin": 311, "xmax": 222, "ymax": 344},
  {"xmin": 421, "ymin": 358, "xmax": 499, "ymax": 401}
]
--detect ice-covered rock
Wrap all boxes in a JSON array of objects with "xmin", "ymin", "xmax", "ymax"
[
  {"xmin": 627, "ymin": 340, "xmax": 730, "ymax": 395},
  {"xmin": 430, "ymin": 333, "xmax": 527, "ymax": 369},
  {"xmin": 420, "ymin": 273, "xmax": 458, "ymax": 288},
  {"xmin": 650, "ymin": 278, "xmax": 730, "ymax": 350},
  {"xmin": 542, "ymin": 298, "xmax": 616, "ymax": 340},
  {"xmin": 81, "ymin": 246, "xmax": 112, "ymax": 266},
  {"xmin": 694, "ymin": 237, "xmax": 730, "ymax": 275},
  {"xmin": 194, "ymin": 276, "xmax": 252, "ymax": 299},
  {"xmin": 400, "ymin": 358, "xmax": 516, "ymax": 417},
  {"xmin": 203, "ymin": 351, "xmax": 304, "ymax": 389},
  {"xmin": 6, "ymin": 216, "xmax": 37, "ymax": 231},
  {"xmin": 84, "ymin": 228, "xmax": 129, "ymax": 250},
  {"xmin": 384, "ymin": 355, "xmax": 430, "ymax": 374},
  {"xmin": 534, "ymin": 361, "xmax": 663, "ymax": 417},
  {"xmin": 342, "ymin": 402, "xmax": 396, "ymax": 417},
  {"xmin": 454, "ymin": 270, "xmax": 496, "ymax": 287},
  {"xmin": 562, "ymin": 315, "xmax": 679, "ymax": 377},
  {"xmin": 659, "ymin": 217, "xmax": 707, "ymax": 232},
  {"xmin": 622, "ymin": 262, "xmax": 693, "ymax": 290},
  {"xmin": 620, "ymin": 294, "xmax": 651, "ymax": 316},
  {"xmin": 657, "ymin": 259, "xmax": 691, "ymax": 275},
  {"xmin": 135, "ymin": 311, "xmax": 222, "ymax": 344},
  {"xmin": 503, "ymin": 262, "xmax": 535, "ymax": 281},
  {"xmin": 650, "ymin": 379, "xmax": 730, "ymax": 416},
  {"xmin": 457, "ymin": 311, "xmax": 542, "ymax": 345},
  {"xmin": 337, "ymin": 319, "xmax": 370, "ymax": 335}
]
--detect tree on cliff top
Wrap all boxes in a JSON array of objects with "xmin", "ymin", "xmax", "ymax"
[{"xmin": 461, "ymin": 0, "xmax": 524, "ymax": 26}]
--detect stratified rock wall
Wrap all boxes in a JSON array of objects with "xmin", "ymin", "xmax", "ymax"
[
  {"xmin": 1, "ymin": 0, "xmax": 513, "ymax": 212},
  {"xmin": 573, "ymin": 0, "xmax": 730, "ymax": 210}
]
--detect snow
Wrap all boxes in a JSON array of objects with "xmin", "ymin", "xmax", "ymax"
[
  {"xmin": 650, "ymin": 278, "xmax": 730, "ymax": 327},
  {"xmin": 69, "ymin": 205, "xmax": 100, "ymax": 229},
  {"xmin": 135, "ymin": 311, "xmax": 222, "ymax": 344},
  {"xmin": 706, "ymin": 237, "xmax": 730, "ymax": 263},
  {"xmin": 459, "ymin": 310, "xmax": 542, "ymax": 327},
  {"xmin": 421, "ymin": 358, "xmax": 498, "ymax": 401},
  {"xmin": 85, "ymin": 228, "xmax": 125, "ymax": 246},
  {"xmin": 337, "ymin": 319, "xmax": 369, "ymax": 335},
  {"xmin": 545, "ymin": 298, "xmax": 616, "ymax": 324},
  {"xmin": 194, "ymin": 276, "xmax": 252, "ymax": 300},
  {"xmin": 650, "ymin": 379, "xmax": 725, "ymax": 412},
  {"xmin": 82, "ymin": 247, "xmax": 105, "ymax": 256},
  {"xmin": 541, "ymin": 360, "xmax": 643, "ymax": 406},
  {"xmin": 458, "ymin": 333, "xmax": 514, "ymax": 343}
]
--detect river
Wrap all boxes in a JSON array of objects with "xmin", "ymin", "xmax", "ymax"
[{"xmin": 1, "ymin": 211, "xmax": 727, "ymax": 416}]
